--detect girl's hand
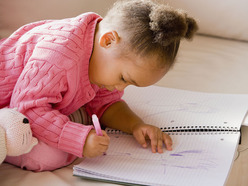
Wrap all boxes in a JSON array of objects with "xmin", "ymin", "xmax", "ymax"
[
  {"xmin": 132, "ymin": 123, "xmax": 172, "ymax": 153},
  {"xmin": 83, "ymin": 130, "xmax": 110, "ymax": 158}
]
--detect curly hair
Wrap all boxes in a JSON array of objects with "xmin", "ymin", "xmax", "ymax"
[{"xmin": 102, "ymin": 0, "xmax": 198, "ymax": 68}]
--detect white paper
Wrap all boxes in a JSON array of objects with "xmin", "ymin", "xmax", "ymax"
[
  {"xmin": 123, "ymin": 86, "xmax": 248, "ymax": 130},
  {"xmin": 74, "ymin": 132, "xmax": 240, "ymax": 186},
  {"xmin": 74, "ymin": 86, "xmax": 248, "ymax": 186}
]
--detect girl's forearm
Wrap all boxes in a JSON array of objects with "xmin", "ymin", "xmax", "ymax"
[{"xmin": 100, "ymin": 101, "xmax": 143, "ymax": 134}]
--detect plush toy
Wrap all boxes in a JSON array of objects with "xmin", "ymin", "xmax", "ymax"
[{"xmin": 0, "ymin": 108, "xmax": 38, "ymax": 164}]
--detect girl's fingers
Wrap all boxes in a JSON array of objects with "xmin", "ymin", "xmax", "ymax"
[
  {"xmin": 131, "ymin": 124, "xmax": 173, "ymax": 154},
  {"xmin": 157, "ymin": 131, "xmax": 164, "ymax": 153},
  {"xmin": 163, "ymin": 133, "xmax": 173, "ymax": 151},
  {"xmin": 147, "ymin": 129, "xmax": 159, "ymax": 153},
  {"xmin": 99, "ymin": 131, "xmax": 110, "ymax": 145},
  {"xmin": 148, "ymin": 129, "xmax": 172, "ymax": 153},
  {"xmin": 134, "ymin": 130, "xmax": 148, "ymax": 148},
  {"xmin": 98, "ymin": 143, "xmax": 109, "ymax": 153}
]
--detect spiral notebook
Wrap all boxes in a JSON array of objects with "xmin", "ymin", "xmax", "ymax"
[{"xmin": 73, "ymin": 86, "xmax": 248, "ymax": 186}]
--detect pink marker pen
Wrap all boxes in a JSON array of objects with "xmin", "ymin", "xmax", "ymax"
[
  {"xmin": 92, "ymin": 114, "xmax": 106, "ymax": 155},
  {"xmin": 92, "ymin": 114, "xmax": 103, "ymax": 136}
]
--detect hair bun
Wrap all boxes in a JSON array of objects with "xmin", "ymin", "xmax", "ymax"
[
  {"xmin": 149, "ymin": 4, "xmax": 198, "ymax": 46},
  {"xmin": 184, "ymin": 16, "xmax": 198, "ymax": 39}
]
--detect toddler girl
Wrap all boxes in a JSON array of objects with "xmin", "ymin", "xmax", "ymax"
[{"xmin": 0, "ymin": 0, "xmax": 198, "ymax": 171}]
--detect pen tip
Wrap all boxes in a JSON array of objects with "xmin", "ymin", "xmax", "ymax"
[{"xmin": 92, "ymin": 114, "xmax": 98, "ymax": 122}]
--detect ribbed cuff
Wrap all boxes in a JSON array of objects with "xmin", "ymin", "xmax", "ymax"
[{"xmin": 58, "ymin": 121, "xmax": 93, "ymax": 157}]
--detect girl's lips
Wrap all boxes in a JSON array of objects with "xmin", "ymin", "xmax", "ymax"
[{"xmin": 102, "ymin": 85, "xmax": 115, "ymax": 91}]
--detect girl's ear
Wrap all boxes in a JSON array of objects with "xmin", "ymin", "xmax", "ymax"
[{"xmin": 99, "ymin": 31, "xmax": 120, "ymax": 48}]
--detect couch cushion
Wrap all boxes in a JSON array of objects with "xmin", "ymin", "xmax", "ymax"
[
  {"xmin": 156, "ymin": 35, "xmax": 248, "ymax": 93},
  {"xmin": 166, "ymin": 0, "xmax": 248, "ymax": 41}
]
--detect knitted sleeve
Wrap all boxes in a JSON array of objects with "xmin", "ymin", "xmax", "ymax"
[
  {"xmin": 5, "ymin": 13, "xmax": 103, "ymax": 157},
  {"xmin": 9, "ymin": 57, "xmax": 92, "ymax": 158}
]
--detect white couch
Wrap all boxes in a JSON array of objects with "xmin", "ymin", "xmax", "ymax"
[{"xmin": 1, "ymin": 1, "xmax": 248, "ymax": 185}]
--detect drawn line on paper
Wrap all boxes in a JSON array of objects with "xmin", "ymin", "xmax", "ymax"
[
  {"xmin": 161, "ymin": 150, "xmax": 217, "ymax": 174},
  {"xmin": 106, "ymin": 149, "xmax": 217, "ymax": 174},
  {"xmin": 169, "ymin": 150, "xmax": 203, "ymax": 157}
]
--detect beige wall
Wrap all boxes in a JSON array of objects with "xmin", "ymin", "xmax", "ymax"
[
  {"xmin": 0, "ymin": 0, "xmax": 117, "ymax": 38},
  {"xmin": 1, "ymin": 0, "xmax": 248, "ymax": 41}
]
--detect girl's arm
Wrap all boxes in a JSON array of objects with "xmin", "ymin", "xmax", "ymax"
[
  {"xmin": 100, "ymin": 101, "xmax": 172, "ymax": 153},
  {"xmin": 100, "ymin": 101, "xmax": 142, "ymax": 134}
]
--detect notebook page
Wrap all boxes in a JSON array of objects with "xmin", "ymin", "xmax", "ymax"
[
  {"xmin": 122, "ymin": 86, "xmax": 248, "ymax": 130},
  {"xmin": 74, "ymin": 132, "xmax": 240, "ymax": 186}
]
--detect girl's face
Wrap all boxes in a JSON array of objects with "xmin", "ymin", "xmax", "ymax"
[
  {"xmin": 89, "ymin": 30, "xmax": 168, "ymax": 91},
  {"xmin": 89, "ymin": 52, "xmax": 167, "ymax": 92}
]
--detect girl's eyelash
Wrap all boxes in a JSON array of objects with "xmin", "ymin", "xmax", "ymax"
[{"xmin": 121, "ymin": 76, "xmax": 127, "ymax": 83}]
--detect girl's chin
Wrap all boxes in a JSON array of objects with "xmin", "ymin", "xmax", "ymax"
[
  {"xmin": 93, "ymin": 83, "xmax": 114, "ymax": 91},
  {"xmin": 91, "ymin": 81, "xmax": 104, "ymax": 88},
  {"xmin": 96, "ymin": 84, "xmax": 105, "ymax": 89}
]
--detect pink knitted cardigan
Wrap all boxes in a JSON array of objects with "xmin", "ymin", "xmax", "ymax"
[{"xmin": 0, "ymin": 13, "xmax": 123, "ymax": 157}]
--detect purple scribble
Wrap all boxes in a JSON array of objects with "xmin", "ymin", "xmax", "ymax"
[
  {"xmin": 169, "ymin": 150, "xmax": 202, "ymax": 157},
  {"xmin": 170, "ymin": 153, "xmax": 183, "ymax": 157}
]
